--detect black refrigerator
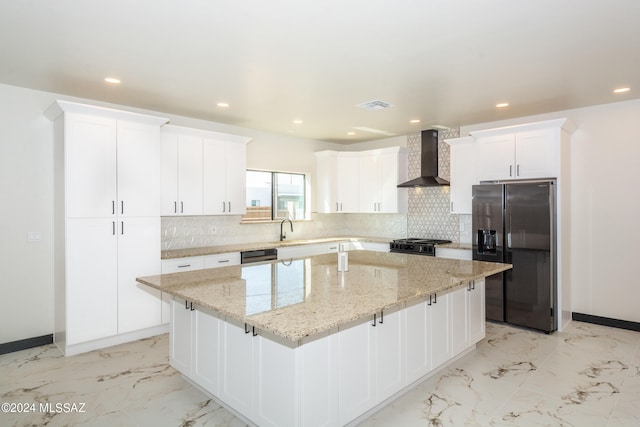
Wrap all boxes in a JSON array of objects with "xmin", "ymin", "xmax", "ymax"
[{"xmin": 472, "ymin": 181, "xmax": 557, "ymax": 333}]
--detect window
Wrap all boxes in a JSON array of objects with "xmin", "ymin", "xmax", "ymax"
[{"xmin": 243, "ymin": 170, "xmax": 307, "ymax": 222}]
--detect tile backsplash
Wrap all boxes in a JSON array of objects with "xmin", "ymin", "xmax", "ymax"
[{"xmin": 161, "ymin": 213, "xmax": 406, "ymax": 250}]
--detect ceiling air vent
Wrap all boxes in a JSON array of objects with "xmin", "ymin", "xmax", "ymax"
[{"xmin": 356, "ymin": 100, "xmax": 393, "ymax": 110}]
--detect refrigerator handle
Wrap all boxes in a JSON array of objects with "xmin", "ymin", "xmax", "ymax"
[{"xmin": 507, "ymin": 232, "xmax": 511, "ymax": 248}]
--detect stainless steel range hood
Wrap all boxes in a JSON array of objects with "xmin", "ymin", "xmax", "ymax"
[{"xmin": 397, "ymin": 129, "xmax": 449, "ymax": 187}]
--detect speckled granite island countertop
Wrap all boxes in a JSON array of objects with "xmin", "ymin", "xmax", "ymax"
[{"xmin": 138, "ymin": 251, "xmax": 511, "ymax": 344}]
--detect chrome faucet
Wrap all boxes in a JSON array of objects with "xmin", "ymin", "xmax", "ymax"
[{"xmin": 280, "ymin": 219, "xmax": 293, "ymax": 241}]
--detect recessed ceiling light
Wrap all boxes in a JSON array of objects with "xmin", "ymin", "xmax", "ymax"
[
  {"xmin": 347, "ymin": 131, "xmax": 356, "ymax": 136},
  {"xmin": 292, "ymin": 119, "xmax": 303, "ymax": 124},
  {"xmin": 409, "ymin": 119, "xmax": 421, "ymax": 124},
  {"xmin": 613, "ymin": 87, "xmax": 630, "ymax": 94},
  {"xmin": 104, "ymin": 77, "xmax": 121, "ymax": 84},
  {"xmin": 496, "ymin": 102, "xmax": 509, "ymax": 108},
  {"xmin": 216, "ymin": 102, "xmax": 229, "ymax": 108}
]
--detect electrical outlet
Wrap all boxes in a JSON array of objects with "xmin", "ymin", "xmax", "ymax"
[{"xmin": 27, "ymin": 231, "xmax": 42, "ymax": 242}]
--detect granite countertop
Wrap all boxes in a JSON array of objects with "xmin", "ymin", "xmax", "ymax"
[
  {"xmin": 139, "ymin": 251, "xmax": 510, "ymax": 344},
  {"xmin": 161, "ymin": 236, "xmax": 392, "ymax": 259}
]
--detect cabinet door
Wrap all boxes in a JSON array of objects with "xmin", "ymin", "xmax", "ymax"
[
  {"xmin": 315, "ymin": 152, "xmax": 339, "ymax": 213},
  {"xmin": 429, "ymin": 293, "xmax": 452, "ymax": 370},
  {"xmin": 358, "ymin": 153, "xmax": 378, "ymax": 213},
  {"xmin": 337, "ymin": 155, "xmax": 360, "ymax": 212},
  {"xmin": 66, "ymin": 218, "xmax": 118, "ymax": 344},
  {"xmin": 378, "ymin": 151, "xmax": 402, "ymax": 213},
  {"xmin": 476, "ymin": 134, "xmax": 515, "ymax": 181},
  {"xmin": 338, "ymin": 320, "xmax": 375, "ymax": 425},
  {"xmin": 468, "ymin": 279, "xmax": 486, "ymax": 344},
  {"xmin": 254, "ymin": 335, "xmax": 297, "ymax": 427},
  {"xmin": 193, "ymin": 310, "xmax": 220, "ymax": 395},
  {"xmin": 449, "ymin": 141, "xmax": 477, "ymax": 214},
  {"xmin": 300, "ymin": 334, "xmax": 339, "ymax": 427},
  {"xmin": 160, "ymin": 132, "xmax": 179, "ymax": 215},
  {"xmin": 220, "ymin": 320, "xmax": 254, "ymax": 415},
  {"xmin": 225, "ymin": 141, "xmax": 247, "ymax": 215},
  {"xmin": 514, "ymin": 128, "xmax": 558, "ymax": 179},
  {"xmin": 65, "ymin": 114, "xmax": 117, "ymax": 218},
  {"xmin": 116, "ymin": 121, "xmax": 161, "ymax": 217},
  {"xmin": 375, "ymin": 309, "xmax": 405, "ymax": 402},
  {"xmin": 202, "ymin": 138, "xmax": 227, "ymax": 214},
  {"xmin": 177, "ymin": 135, "xmax": 203, "ymax": 215},
  {"xmin": 451, "ymin": 286, "xmax": 470, "ymax": 356},
  {"xmin": 405, "ymin": 301, "xmax": 430, "ymax": 383},
  {"xmin": 117, "ymin": 217, "xmax": 161, "ymax": 334},
  {"xmin": 170, "ymin": 298, "xmax": 193, "ymax": 376}
]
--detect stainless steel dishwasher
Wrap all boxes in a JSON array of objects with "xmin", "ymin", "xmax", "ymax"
[{"xmin": 240, "ymin": 248, "xmax": 278, "ymax": 264}]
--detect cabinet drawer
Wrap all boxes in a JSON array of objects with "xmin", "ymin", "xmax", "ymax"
[
  {"xmin": 204, "ymin": 252, "xmax": 241, "ymax": 268},
  {"xmin": 161, "ymin": 256, "xmax": 205, "ymax": 274}
]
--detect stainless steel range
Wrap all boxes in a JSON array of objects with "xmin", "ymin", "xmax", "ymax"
[{"xmin": 389, "ymin": 238, "xmax": 452, "ymax": 256}]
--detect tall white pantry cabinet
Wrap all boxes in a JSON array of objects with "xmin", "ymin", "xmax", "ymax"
[{"xmin": 46, "ymin": 100, "xmax": 169, "ymax": 356}]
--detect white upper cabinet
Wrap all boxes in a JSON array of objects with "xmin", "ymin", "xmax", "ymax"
[
  {"xmin": 61, "ymin": 108, "xmax": 164, "ymax": 218},
  {"xmin": 161, "ymin": 130, "xmax": 203, "ymax": 215},
  {"xmin": 116, "ymin": 121, "xmax": 162, "ymax": 217},
  {"xmin": 359, "ymin": 148, "xmax": 408, "ymax": 213},
  {"xmin": 337, "ymin": 153, "xmax": 360, "ymax": 213},
  {"xmin": 203, "ymin": 136, "xmax": 247, "ymax": 215},
  {"xmin": 316, "ymin": 147, "xmax": 407, "ymax": 214},
  {"xmin": 472, "ymin": 119, "xmax": 576, "ymax": 182},
  {"xmin": 161, "ymin": 125, "xmax": 251, "ymax": 216},
  {"xmin": 445, "ymin": 136, "xmax": 477, "ymax": 214}
]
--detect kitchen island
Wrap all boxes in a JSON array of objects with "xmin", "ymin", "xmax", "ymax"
[{"xmin": 137, "ymin": 251, "xmax": 511, "ymax": 427}]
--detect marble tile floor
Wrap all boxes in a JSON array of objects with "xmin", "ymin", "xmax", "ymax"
[{"xmin": 1, "ymin": 321, "xmax": 638, "ymax": 427}]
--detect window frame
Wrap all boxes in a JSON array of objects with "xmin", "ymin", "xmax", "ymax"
[{"xmin": 243, "ymin": 169, "xmax": 309, "ymax": 223}]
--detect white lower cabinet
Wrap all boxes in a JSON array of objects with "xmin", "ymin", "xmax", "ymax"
[
  {"xmin": 451, "ymin": 280, "xmax": 487, "ymax": 358},
  {"xmin": 65, "ymin": 218, "xmax": 119, "ymax": 345},
  {"xmin": 337, "ymin": 309, "xmax": 405, "ymax": 425},
  {"xmin": 468, "ymin": 279, "xmax": 486, "ymax": 344},
  {"xmin": 65, "ymin": 217, "xmax": 161, "ymax": 345},
  {"xmin": 170, "ymin": 297, "xmax": 221, "ymax": 393},
  {"xmin": 220, "ymin": 319, "xmax": 254, "ymax": 417},
  {"xmin": 171, "ymin": 282, "xmax": 486, "ymax": 427},
  {"xmin": 429, "ymin": 292, "xmax": 453, "ymax": 370},
  {"xmin": 170, "ymin": 298, "xmax": 193, "ymax": 376}
]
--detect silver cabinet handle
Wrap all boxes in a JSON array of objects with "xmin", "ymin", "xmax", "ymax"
[
  {"xmin": 451, "ymin": 202, "xmax": 454, "ymax": 211},
  {"xmin": 228, "ymin": 201, "xmax": 231, "ymax": 212},
  {"xmin": 340, "ymin": 202, "xmax": 343, "ymax": 211},
  {"xmin": 112, "ymin": 221, "xmax": 116, "ymax": 235},
  {"xmin": 181, "ymin": 201, "xmax": 184, "ymax": 213},
  {"xmin": 222, "ymin": 201, "xmax": 226, "ymax": 212},
  {"xmin": 218, "ymin": 259, "xmax": 229, "ymax": 263},
  {"xmin": 112, "ymin": 201, "xmax": 115, "ymax": 215},
  {"xmin": 517, "ymin": 164, "xmax": 520, "ymax": 176},
  {"xmin": 378, "ymin": 202, "xmax": 381, "ymax": 211},
  {"xmin": 174, "ymin": 201, "xmax": 177, "ymax": 214},
  {"xmin": 509, "ymin": 165, "xmax": 513, "ymax": 177},
  {"xmin": 178, "ymin": 264, "xmax": 191, "ymax": 268},
  {"xmin": 336, "ymin": 202, "xmax": 339, "ymax": 212},
  {"xmin": 121, "ymin": 221, "xmax": 124, "ymax": 235},
  {"xmin": 373, "ymin": 202, "xmax": 377, "ymax": 212},
  {"xmin": 121, "ymin": 201, "xmax": 124, "ymax": 215}
]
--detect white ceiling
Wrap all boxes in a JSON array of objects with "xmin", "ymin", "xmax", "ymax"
[{"xmin": 1, "ymin": 0, "xmax": 639, "ymax": 143}]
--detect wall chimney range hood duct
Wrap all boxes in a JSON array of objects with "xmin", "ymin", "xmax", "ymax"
[{"xmin": 397, "ymin": 129, "xmax": 449, "ymax": 187}]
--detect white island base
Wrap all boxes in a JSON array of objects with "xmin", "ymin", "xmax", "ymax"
[{"xmin": 169, "ymin": 279, "xmax": 485, "ymax": 427}]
